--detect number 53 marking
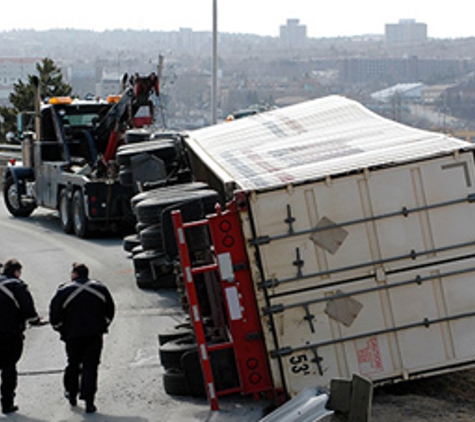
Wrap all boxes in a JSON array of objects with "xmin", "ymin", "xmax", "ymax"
[{"xmin": 289, "ymin": 354, "xmax": 310, "ymax": 376}]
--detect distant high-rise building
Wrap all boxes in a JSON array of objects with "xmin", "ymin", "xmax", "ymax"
[
  {"xmin": 280, "ymin": 19, "xmax": 307, "ymax": 47},
  {"xmin": 95, "ymin": 71, "xmax": 121, "ymax": 99},
  {"xmin": 385, "ymin": 19, "xmax": 428, "ymax": 45}
]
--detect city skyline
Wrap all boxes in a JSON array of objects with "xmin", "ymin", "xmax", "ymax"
[{"xmin": 0, "ymin": 1, "xmax": 474, "ymax": 39}]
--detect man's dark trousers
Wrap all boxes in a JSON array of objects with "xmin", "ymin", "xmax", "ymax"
[
  {"xmin": 0, "ymin": 332, "xmax": 23, "ymax": 409},
  {"xmin": 64, "ymin": 335, "xmax": 103, "ymax": 403}
]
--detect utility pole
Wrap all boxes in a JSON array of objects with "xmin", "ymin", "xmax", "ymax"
[{"xmin": 211, "ymin": 0, "xmax": 218, "ymax": 124}]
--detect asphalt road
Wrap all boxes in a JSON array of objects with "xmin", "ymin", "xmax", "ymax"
[{"xmin": 0, "ymin": 198, "xmax": 270, "ymax": 421}]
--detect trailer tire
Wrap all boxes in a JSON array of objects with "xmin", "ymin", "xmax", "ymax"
[
  {"xmin": 130, "ymin": 182, "xmax": 208, "ymax": 211},
  {"xmin": 163, "ymin": 369, "xmax": 189, "ymax": 396},
  {"xmin": 131, "ymin": 245, "xmax": 144, "ymax": 256},
  {"xmin": 133, "ymin": 250, "xmax": 162, "ymax": 271},
  {"xmin": 135, "ymin": 269, "xmax": 158, "ymax": 289},
  {"xmin": 159, "ymin": 336, "xmax": 197, "ymax": 370},
  {"xmin": 125, "ymin": 129, "xmax": 152, "ymax": 144},
  {"xmin": 3, "ymin": 176, "xmax": 36, "ymax": 217},
  {"xmin": 135, "ymin": 189, "xmax": 218, "ymax": 226},
  {"xmin": 123, "ymin": 233, "xmax": 141, "ymax": 252},
  {"xmin": 118, "ymin": 168, "xmax": 133, "ymax": 186},
  {"xmin": 72, "ymin": 190, "xmax": 90, "ymax": 238},
  {"xmin": 117, "ymin": 140, "xmax": 179, "ymax": 167},
  {"xmin": 140, "ymin": 224, "xmax": 163, "ymax": 251},
  {"xmin": 158, "ymin": 324, "xmax": 194, "ymax": 346},
  {"xmin": 181, "ymin": 350, "xmax": 206, "ymax": 397},
  {"xmin": 59, "ymin": 189, "xmax": 74, "ymax": 234}
]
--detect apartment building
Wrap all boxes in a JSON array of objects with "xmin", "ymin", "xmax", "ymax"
[
  {"xmin": 385, "ymin": 19, "xmax": 428, "ymax": 45},
  {"xmin": 0, "ymin": 57, "xmax": 39, "ymax": 105}
]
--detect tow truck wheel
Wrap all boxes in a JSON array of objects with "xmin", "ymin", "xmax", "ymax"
[
  {"xmin": 3, "ymin": 176, "xmax": 36, "ymax": 217},
  {"xmin": 59, "ymin": 189, "xmax": 74, "ymax": 234},
  {"xmin": 72, "ymin": 190, "xmax": 89, "ymax": 238}
]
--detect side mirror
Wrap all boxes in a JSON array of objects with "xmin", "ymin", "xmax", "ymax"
[{"xmin": 6, "ymin": 132, "xmax": 18, "ymax": 144}]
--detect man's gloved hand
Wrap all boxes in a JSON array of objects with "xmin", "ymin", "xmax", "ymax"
[{"xmin": 29, "ymin": 316, "xmax": 49, "ymax": 326}]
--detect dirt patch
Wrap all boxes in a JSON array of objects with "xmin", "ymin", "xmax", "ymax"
[{"xmin": 371, "ymin": 369, "xmax": 475, "ymax": 421}]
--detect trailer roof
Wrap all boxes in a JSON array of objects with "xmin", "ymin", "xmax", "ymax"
[{"xmin": 186, "ymin": 95, "xmax": 472, "ymax": 192}]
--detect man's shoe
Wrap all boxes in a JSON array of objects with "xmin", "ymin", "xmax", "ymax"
[
  {"xmin": 64, "ymin": 391, "xmax": 77, "ymax": 406},
  {"xmin": 2, "ymin": 404, "xmax": 19, "ymax": 414},
  {"xmin": 85, "ymin": 402, "xmax": 97, "ymax": 413}
]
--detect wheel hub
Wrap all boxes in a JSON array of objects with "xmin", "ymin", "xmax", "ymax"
[{"xmin": 7, "ymin": 184, "xmax": 20, "ymax": 210}]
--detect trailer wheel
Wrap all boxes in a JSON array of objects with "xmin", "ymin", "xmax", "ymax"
[
  {"xmin": 3, "ymin": 176, "xmax": 36, "ymax": 217},
  {"xmin": 135, "ymin": 269, "xmax": 158, "ymax": 289},
  {"xmin": 59, "ymin": 189, "xmax": 74, "ymax": 234},
  {"xmin": 159, "ymin": 336, "xmax": 197, "ymax": 370},
  {"xmin": 118, "ymin": 168, "xmax": 133, "ymax": 186},
  {"xmin": 181, "ymin": 350, "xmax": 206, "ymax": 397},
  {"xmin": 72, "ymin": 190, "xmax": 89, "ymax": 238},
  {"xmin": 158, "ymin": 324, "xmax": 193, "ymax": 346},
  {"xmin": 163, "ymin": 368, "xmax": 189, "ymax": 396},
  {"xmin": 139, "ymin": 224, "xmax": 163, "ymax": 251},
  {"xmin": 123, "ymin": 233, "xmax": 141, "ymax": 253}
]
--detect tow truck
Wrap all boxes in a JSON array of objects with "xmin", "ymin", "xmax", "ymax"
[{"xmin": 3, "ymin": 72, "xmax": 160, "ymax": 237}]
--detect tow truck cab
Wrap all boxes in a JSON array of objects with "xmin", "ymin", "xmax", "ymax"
[{"xmin": 4, "ymin": 96, "xmax": 135, "ymax": 236}]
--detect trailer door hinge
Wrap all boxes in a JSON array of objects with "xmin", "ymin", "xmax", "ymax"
[
  {"xmin": 249, "ymin": 236, "xmax": 271, "ymax": 246},
  {"xmin": 258, "ymin": 278, "xmax": 280, "ymax": 289},
  {"xmin": 271, "ymin": 347, "xmax": 293, "ymax": 358},
  {"xmin": 263, "ymin": 304, "xmax": 284, "ymax": 315}
]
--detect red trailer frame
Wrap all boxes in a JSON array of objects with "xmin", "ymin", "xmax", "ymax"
[{"xmin": 172, "ymin": 201, "xmax": 274, "ymax": 410}]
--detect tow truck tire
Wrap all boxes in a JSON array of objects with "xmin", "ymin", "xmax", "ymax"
[
  {"xmin": 72, "ymin": 190, "xmax": 90, "ymax": 238},
  {"xmin": 59, "ymin": 189, "xmax": 74, "ymax": 234},
  {"xmin": 3, "ymin": 176, "xmax": 36, "ymax": 217}
]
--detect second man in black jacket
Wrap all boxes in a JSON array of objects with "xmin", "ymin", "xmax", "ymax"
[{"xmin": 49, "ymin": 262, "xmax": 115, "ymax": 414}]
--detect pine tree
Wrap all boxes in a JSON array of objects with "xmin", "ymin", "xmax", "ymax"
[{"xmin": 0, "ymin": 57, "xmax": 73, "ymax": 140}]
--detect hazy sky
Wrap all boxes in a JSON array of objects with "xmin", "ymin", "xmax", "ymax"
[{"xmin": 1, "ymin": 1, "xmax": 473, "ymax": 39}]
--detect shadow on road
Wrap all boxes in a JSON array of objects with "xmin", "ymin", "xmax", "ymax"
[{"xmin": 2, "ymin": 410, "xmax": 150, "ymax": 422}]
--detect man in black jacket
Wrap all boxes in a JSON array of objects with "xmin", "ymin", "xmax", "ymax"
[
  {"xmin": 49, "ymin": 262, "xmax": 115, "ymax": 414},
  {"xmin": 0, "ymin": 259, "xmax": 43, "ymax": 414}
]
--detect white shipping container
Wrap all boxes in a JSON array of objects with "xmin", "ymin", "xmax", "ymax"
[{"xmin": 186, "ymin": 96, "xmax": 475, "ymax": 396}]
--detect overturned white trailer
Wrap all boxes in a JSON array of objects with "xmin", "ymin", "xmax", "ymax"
[{"xmin": 171, "ymin": 95, "xmax": 475, "ymax": 406}]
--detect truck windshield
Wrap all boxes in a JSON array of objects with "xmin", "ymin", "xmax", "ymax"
[
  {"xmin": 56, "ymin": 104, "xmax": 110, "ymax": 129},
  {"xmin": 66, "ymin": 113, "xmax": 100, "ymax": 127}
]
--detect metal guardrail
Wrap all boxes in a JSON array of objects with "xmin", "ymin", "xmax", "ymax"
[
  {"xmin": 0, "ymin": 144, "xmax": 21, "ymax": 188},
  {"xmin": 0, "ymin": 144, "xmax": 21, "ymax": 152},
  {"xmin": 0, "ymin": 144, "xmax": 21, "ymax": 160}
]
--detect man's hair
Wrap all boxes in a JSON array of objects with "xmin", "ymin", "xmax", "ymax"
[
  {"xmin": 72, "ymin": 262, "xmax": 89, "ymax": 279},
  {"xmin": 2, "ymin": 259, "xmax": 22, "ymax": 278}
]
